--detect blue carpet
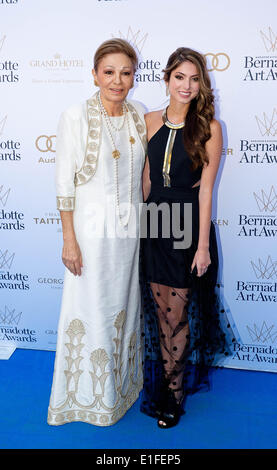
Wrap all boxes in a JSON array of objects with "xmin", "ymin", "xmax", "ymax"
[{"xmin": 0, "ymin": 348, "xmax": 276, "ymax": 449}]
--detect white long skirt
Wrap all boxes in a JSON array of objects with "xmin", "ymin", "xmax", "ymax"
[{"xmin": 48, "ymin": 126, "xmax": 144, "ymax": 427}]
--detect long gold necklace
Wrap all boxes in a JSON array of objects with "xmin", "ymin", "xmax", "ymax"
[
  {"xmin": 97, "ymin": 92, "xmax": 135, "ymax": 228},
  {"xmin": 162, "ymin": 107, "xmax": 185, "ymax": 187}
]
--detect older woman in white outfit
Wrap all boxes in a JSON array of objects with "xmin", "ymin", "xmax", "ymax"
[{"xmin": 47, "ymin": 39, "xmax": 147, "ymax": 427}]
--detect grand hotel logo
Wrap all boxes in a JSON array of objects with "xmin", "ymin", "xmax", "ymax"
[
  {"xmin": 237, "ymin": 186, "xmax": 277, "ymax": 237},
  {"xmin": 243, "ymin": 27, "xmax": 277, "ymax": 81},
  {"xmin": 239, "ymin": 109, "xmax": 277, "ymax": 165},
  {"xmin": 236, "ymin": 255, "xmax": 277, "ymax": 303},
  {"xmin": 0, "ymin": 34, "xmax": 19, "ymax": 83},
  {"xmin": 30, "ymin": 52, "xmax": 84, "ymax": 84}
]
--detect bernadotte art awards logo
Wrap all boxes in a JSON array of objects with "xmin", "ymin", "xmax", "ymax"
[
  {"xmin": 0, "ymin": 115, "xmax": 21, "ymax": 162},
  {"xmin": 243, "ymin": 26, "xmax": 277, "ymax": 81},
  {"xmin": 0, "ymin": 305, "xmax": 37, "ymax": 344},
  {"xmin": 0, "ymin": 0, "xmax": 18, "ymax": 4},
  {"xmin": 239, "ymin": 108, "xmax": 277, "ymax": 165},
  {"xmin": 0, "ymin": 34, "xmax": 19, "ymax": 83},
  {"xmin": 236, "ymin": 255, "xmax": 277, "ymax": 303},
  {"xmin": 0, "ymin": 249, "xmax": 29, "ymax": 291},
  {"xmin": 237, "ymin": 186, "xmax": 277, "ymax": 237},
  {"xmin": 113, "ymin": 27, "xmax": 161, "ymax": 84},
  {"xmin": 247, "ymin": 321, "xmax": 277, "ymax": 344},
  {"xmin": 0, "ymin": 184, "xmax": 25, "ymax": 231}
]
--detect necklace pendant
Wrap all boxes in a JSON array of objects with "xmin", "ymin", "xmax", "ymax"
[
  {"xmin": 129, "ymin": 136, "xmax": 135, "ymax": 145},
  {"xmin": 112, "ymin": 149, "xmax": 120, "ymax": 160}
]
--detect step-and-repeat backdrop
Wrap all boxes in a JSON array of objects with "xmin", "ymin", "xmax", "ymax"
[{"xmin": 1, "ymin": 0, "xmax": 277, "ymax": 372}]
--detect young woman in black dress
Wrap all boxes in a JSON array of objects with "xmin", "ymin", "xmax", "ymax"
[{"xmin": 140, "ymin": 47, "xmax": 232, "ymax": 428}]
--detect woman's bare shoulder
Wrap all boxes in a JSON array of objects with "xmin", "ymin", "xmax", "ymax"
[
  {"xmin": 145, "ymin": 110, "xmax": 164, "ymax": 141},
  {"xmin": 210, "ymin": 118, "xmax": 222, "ymax": 134},
  {"xmin": 145, "ymin": 109, "xmax": 164, "ymax": 124}
]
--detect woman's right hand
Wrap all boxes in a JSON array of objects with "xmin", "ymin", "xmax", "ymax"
[{"xmin": 62, "ymin": 238, "xmax": 83, "ymax": 276}]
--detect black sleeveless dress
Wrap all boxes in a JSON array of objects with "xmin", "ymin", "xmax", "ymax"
[{"xmin": 140, "ymin": 123, "xmax": 235, "ymax": 419}]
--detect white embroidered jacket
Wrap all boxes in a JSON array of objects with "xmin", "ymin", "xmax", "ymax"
[{"xmin": 55, "ymin": 92, "xmax": 147, "ymax": 211}]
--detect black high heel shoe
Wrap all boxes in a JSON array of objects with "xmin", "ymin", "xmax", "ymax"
[
  {"xmin": 157, "ymin": 388, "xmax": 184, "ymax": 429},
  {"xmin": 155, "ymin": 380, "xmax": 170, "ymax": 418}
]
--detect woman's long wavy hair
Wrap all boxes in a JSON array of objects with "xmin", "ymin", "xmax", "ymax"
[{"xmin": 163, "ymin": 47, "xmax": 215, "ymax": 170}]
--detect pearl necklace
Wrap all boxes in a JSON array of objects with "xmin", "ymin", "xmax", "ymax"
[{"xmin": 97, "ymin": 92, "xmax": 134, "ymax": 228}]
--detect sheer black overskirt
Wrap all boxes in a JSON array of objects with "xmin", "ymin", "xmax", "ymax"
[{"xmin": 139, "ymin": 189, "xmax": 236, "ymax": 418}]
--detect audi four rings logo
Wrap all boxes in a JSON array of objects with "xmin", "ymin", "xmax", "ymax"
[
  {"xmin": 204, "ymin": 53, "xmax": 230, "ymax": 72},
  {"xmin": 35, "ymin": 135, "xmax": 56, "ymax": 152}
]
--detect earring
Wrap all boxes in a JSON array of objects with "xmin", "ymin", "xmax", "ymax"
[
  {"xmin": 94, "ymin": 79, "xmax": 99, "ymax": 87},
  {"xmin": 166, "ymin": 84, "xmax": 169, "ymax": 96}
]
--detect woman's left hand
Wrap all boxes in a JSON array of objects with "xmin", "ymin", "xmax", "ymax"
[{"xmin": 191, "ymin": 248, "xmax": 211, "ymax": 277}]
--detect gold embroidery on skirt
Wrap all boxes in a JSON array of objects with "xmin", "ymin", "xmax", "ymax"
[{"xmin": 47, "ymin": 311, "xmax": 143, "ymax": 427}]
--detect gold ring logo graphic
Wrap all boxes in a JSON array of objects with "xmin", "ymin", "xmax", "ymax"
[
  {"xmin": 35, "ymin": 135, "xmax": 56, "ymax": 152},
  {"xmin": 205, "ymin": 53, "xmax": 230, "ymax": 72}
]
